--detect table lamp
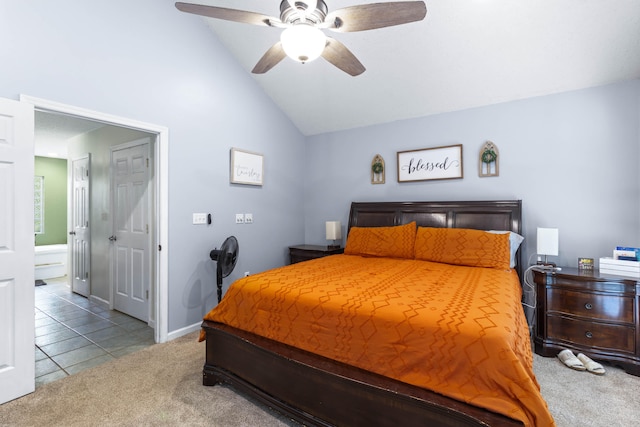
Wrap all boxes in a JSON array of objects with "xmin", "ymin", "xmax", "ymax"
[
  {"xmin": 537, "ymin": 227, "xmax": 559, "ymax": 266},
  {"xmin": 326, "ymin": 221, "xmax": 342, "ymax": 250}
]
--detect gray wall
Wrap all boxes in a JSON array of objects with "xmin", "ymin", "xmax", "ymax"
[
  {"xmin": 0, "ymin": 0, "xmax": 306, "ymax": 334},
  {"xmin": 3, "ymin": 1, "xmax": 639, "ymax": 337},
  {"xmin": 304, "ymin": 80, "xmax": 640, "ymax": 269}
]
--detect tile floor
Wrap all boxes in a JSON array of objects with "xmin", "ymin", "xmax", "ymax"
[{"xmin": 34, "ymin": 277, "xmax": 155, "ymax": 388}]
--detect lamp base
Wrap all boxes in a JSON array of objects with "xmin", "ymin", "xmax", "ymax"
[{"xmin": 536, "ymin": 260, "xmax": 556, "ymax": 268}]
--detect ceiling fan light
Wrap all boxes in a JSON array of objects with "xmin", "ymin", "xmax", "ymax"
[{"xmin": 280, "ymin": 24, "xmax": 326, "ymax": 63}]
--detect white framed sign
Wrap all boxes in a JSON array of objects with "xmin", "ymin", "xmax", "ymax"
[
  {"xmin": 230, "ymin": 148, "xmax": 263, "ymax": 186},
  {"xmin": 397, "ymin": 144, "xmax": 463, "ymax": 182}
]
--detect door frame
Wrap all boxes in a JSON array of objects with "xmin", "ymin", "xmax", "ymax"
[{"xmin": 21, "ymin": 95, "xmax": 169, "ymax": 343}]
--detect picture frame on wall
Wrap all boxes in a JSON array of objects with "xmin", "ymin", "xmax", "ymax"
[
  {"xmin": 230, "ymin": 148, "xmax": 263, "ymax": 186},
  {"xmin": 397, "ymin": 144, "xmax": 463, "ymax": 182}
]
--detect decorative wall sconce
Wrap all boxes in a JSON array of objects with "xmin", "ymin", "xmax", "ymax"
[
  {"xmin": 371, "ymin": 154, "xmax": 385, "ymax": 184},
  {"xmin": 479, "ymin": 141, "xmax": 499, "ymax": 177}
]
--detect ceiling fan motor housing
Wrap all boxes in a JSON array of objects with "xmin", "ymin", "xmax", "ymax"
[{"xmin": 279, "ymin": 0, "xmax": 328, "ymax": 24}]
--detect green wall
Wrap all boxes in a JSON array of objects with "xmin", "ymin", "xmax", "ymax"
[{"xmin": 34, "ymin": 156, "xmax": 67, "ymax": 246}]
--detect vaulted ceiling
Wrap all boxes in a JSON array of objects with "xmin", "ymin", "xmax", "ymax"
[
  {"xmin": 184, "ymin": 0, "xmax": 640, "ymax": 135},
  {"xmin": 35, "ymin": 0, "xmax": 640, "ymax": 155}
]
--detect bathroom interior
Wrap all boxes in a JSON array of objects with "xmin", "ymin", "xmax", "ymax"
[{"xmin": 34, "ymin": 155, "xmax": 68, "ymax": 283}]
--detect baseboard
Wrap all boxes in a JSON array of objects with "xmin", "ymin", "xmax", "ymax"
[
  {"xmin": 167, "ymin": 322, "xmax": 202, "ymax": 341},
  {"xmin": 34, "ymin": 266, "xmax": 66, "ymax": 280},
  {"xmin": 89, "ymin": 295, "xmax": 110, "ymax": 310}
]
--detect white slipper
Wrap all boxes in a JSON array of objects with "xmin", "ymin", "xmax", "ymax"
[
  {"xmin": 558, "ymin": 349, "xmax": 586, "ymax": 371},
  {"xmin": 577, "ymin": 353, "xmax": 606, "ymax": 375}
]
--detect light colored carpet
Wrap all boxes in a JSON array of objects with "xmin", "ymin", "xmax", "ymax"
[
  {"xmin": 533, "ymin": 352, "xmax": 640, "ymax": 427},
  {"xmin": 0, "ymin": 332, "xmax": 638, "ymax": 426},
  {"xmin": 0, "ymin": 333, "xmax": 296, "ymax": 427}
]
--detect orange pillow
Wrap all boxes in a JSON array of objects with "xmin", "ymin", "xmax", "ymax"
[
  {"xmin": 414, "ymin": 227, "xmax": 511, "ymax": 270},
  {"xmin": 345, "ymin": 222, "xmax": 416, "ymax": 259}
]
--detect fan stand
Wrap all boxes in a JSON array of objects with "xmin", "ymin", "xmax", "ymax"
[
  {"xmin": 216, "ymin": 263, "xmax": 223, "ymax": 303},
  {"xmin": 210, "ymin": 250, "xmax": 225, "ymax": 303}
]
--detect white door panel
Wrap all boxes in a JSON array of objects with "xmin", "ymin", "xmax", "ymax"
[
  {"xmin": 0, "ymin": 98, "xmax": 35, "ymax": 404},
  {"xmin": 111, "ymin": 140, "xmax": 150, "ymax": 322},
  {"xmin": 71, "ymin": 155, "xmax": 90, "ymax": 297}
]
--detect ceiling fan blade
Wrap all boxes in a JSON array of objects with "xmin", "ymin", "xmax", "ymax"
[
  {"xmin": 325, "ymin": 1, "xmax": 427, "ymax": 32},
  {"xmin": 321, "ymin": 37, "xmax": 365, "ymax": 76},
  {"xmin": 252, "ymin": 42, "xmax": 287, "ymax": 74},
  {"xmin": 175, "ymin": 2, "xmax": 277, "ymax": 27}
]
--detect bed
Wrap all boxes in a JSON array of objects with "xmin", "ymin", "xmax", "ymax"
[{"xmin": 200, "ymin": 200, "xmax": 554, "ymax": 427}]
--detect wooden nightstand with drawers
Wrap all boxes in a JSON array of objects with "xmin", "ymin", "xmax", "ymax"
[
  {"xmin": 288, "ymin": 245, "xmax": 344, "ymax": 264},
  {"xmin": 533, "ymin": 267, "xmax": 640, "ymax": 376}
]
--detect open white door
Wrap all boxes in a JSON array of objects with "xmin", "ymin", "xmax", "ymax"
[
  {"xmin": 70, "ymin": 154, "xmax": 91, "ymax": 297},
  {"xmin": 0, "ymin": 97, "xmax": 35, "ymax": 403}
]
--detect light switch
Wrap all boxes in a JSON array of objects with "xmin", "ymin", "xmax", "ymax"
[{"xmin": 193, "ymin": 213, "xmax": 207, "ymax": 225}]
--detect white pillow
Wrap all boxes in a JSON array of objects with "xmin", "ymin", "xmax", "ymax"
[{"xmin": 487, "ymin": 230, "xmax": 524, "ymax": 268}]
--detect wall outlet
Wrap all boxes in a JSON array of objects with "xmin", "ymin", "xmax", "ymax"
[
  {"xmin": 192, "ymin": 213, "xmax": 207, "ymax": 225},
  {"xmin": 244, "ymin": 271, "xmax": 250, "ymax": 277},
  {"xmin": 244, "ymin": 213, "xmax": 253, "ymax": 224},
  {"xmin": 235, "ymin": 213, "xmax": 245, "ymax": 224}
]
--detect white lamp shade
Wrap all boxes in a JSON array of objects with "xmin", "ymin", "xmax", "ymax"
[
  {"xmin": 325, "ymin": 221, "xmax": 342, "ymax": 240},
  {"xmin": 537, "ymin": 228, "xmax": 559, "ymax": 256},
  {"xmin": 280, "ymin": 24, "xmax": 326, "ymax": 63}
]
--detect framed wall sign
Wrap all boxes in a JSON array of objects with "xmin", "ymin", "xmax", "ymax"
[
  {"xmin": 397, "ymin": 144, "xmax": 463, "ymax": 182},
  {"xmin": 230, "ymin": 148, "xmax": 263, "ymax": 186}
]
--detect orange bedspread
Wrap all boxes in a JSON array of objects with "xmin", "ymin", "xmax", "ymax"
[{"xmin": 203, "ymin": 255, "xmax": 554, "ymax": 426}]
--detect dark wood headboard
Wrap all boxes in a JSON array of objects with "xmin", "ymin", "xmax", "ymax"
[{"xmin": 348, "ymin": 200, "xmax": 523, "ymax": 278}]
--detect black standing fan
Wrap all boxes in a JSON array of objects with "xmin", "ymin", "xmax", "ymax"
[{"xmin": 209, "ymin": 236, "xmax": 239, "ymax": 303}]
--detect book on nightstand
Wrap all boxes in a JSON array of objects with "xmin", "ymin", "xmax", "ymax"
[
  {"xmin": 599, "ymin": 257, "xmax": 640, "ymax": 278},
  {"xmin": 614, "ymin": 246, "xmax": 640, "ymax": 261}
]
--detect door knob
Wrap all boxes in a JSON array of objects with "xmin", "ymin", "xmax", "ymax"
[
  {"xmin": 108, "ymin": 235, "xmax": 117, "ymax": 241},
  {"xmin": 69, "ymin": 231, "xmax": 76, "ymax": 235}
]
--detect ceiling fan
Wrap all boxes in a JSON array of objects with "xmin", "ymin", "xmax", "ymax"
[{"xmin": 175, "ymin": 1, "xmax": 427, "ymax": 76}]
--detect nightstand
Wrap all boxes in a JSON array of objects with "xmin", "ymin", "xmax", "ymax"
[
  {"xmin": 288, "ymin": 245, "xmax": 344, "ymax": 264},
  {"xmin": 533, "ymin": 267, "xmax": 640, "ymax": 376}
]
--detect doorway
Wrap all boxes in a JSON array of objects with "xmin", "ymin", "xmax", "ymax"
[{"xmin": 24, "ymin": 95, "xmax": 169, "ymax": 344}]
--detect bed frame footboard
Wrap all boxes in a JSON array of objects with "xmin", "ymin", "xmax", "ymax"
[{"xmin": 203, "ymin": 321, "xmax": 522, "ymax": 427}]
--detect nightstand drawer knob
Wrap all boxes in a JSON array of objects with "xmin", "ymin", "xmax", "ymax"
[
  {"xmin": 585, "ymin": 331, "xmax": 593, "ymax": 339},
  {"xmin": 585, "ymin": 303, "xmax": 593, "ymax": 310}
]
